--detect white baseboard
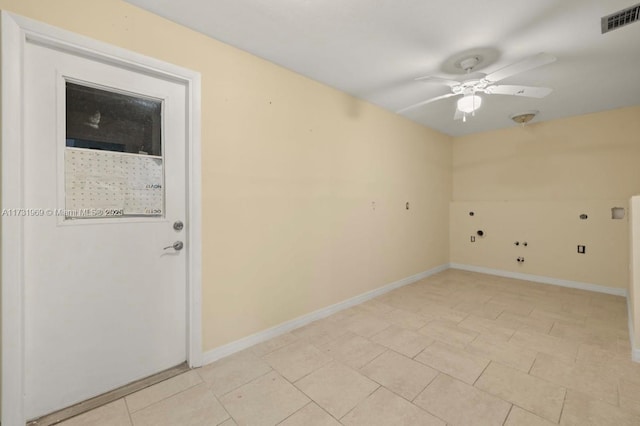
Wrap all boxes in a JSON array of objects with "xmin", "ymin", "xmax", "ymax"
[
  {"xmin": 201, "ymin": 263, "xmax": 449, "ymax": 366},
  {"xmin": 202, "ymin": 262, "xmax": 634, "ymax": 365},
  {"xmin": 449, "ymin": 263, "xmax": 628, "ymax": 297}
]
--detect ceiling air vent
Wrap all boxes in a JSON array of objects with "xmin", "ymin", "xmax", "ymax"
[{"xmin": 601, "ymin": 3, "xmax": 640, "ymax": 33}]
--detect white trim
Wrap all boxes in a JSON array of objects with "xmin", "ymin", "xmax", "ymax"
[
  {"xmin": 1, "ymin": 12, "xmax": 202, "ymax": 425},
  {"xmin": 1, "ymin": 12, "xmax": 27, "ymax": 426},
  {"xmin": 627, "ymin": 298, "xmax": 640, "ymax": 363},
  {"xmin": 202, "ymin": 263, "xmax": 450, "ymax": 365},
  {"xmin": 449, "ymin": 263, "xmax": 628, "ymax": 297},
  {"xmin": 186, "ymin": 71, "xmax": 203, "ymax": 368}
]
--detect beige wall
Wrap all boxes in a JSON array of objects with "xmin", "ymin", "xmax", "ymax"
[
  {"xmin": 0, "ymin": 0, "xmax": 452, "ymax": 352},
  {"xmin": 454, "ymin": 107, "xmax": 640, "ymax": 202},
  {"xmin": 450, "ymin": 200, "xmax": 629, "ymax": 288},
  {"xmin": 451, "ymin": 107, "xmax": 640, "ymax": 289}
]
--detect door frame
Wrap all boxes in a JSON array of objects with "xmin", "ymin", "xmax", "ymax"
[{"xmin": 1, "ymin": 12, "xmax": 203, "ymax": 425}]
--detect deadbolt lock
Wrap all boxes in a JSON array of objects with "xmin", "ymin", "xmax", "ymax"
[{"xmin": 173, "ymin": 221, "xmax": 184, "ymax": 231}]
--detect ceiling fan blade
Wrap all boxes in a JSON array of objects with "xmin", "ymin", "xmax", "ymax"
[
  {"xmin": 396, "ymin": 93, "xmax": 457, "ymax": 114},
  {"xmin": 484, "ymin": 53, "xmax": 556, "ymax": 83},
  {"xmin": 485, "ymin": 85, "xmax": 552, "ymax": 98},
  {"xmin": 454, "ymin": 108, "xmax": 464, "ymax": 121},
  {"xmin": 415, "ymin": 76, "xmax": 460, "ymax": 87}
]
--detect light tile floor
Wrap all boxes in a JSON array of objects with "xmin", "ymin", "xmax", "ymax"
[{"xmin": 60, "ymin": 270, "xmax": 640, "ymax": 425}]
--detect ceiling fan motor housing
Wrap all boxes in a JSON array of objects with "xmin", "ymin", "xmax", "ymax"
[
  {"xmin": 452, "ymin": 79, "xmax": 490, "ymax": 95},
  {"xmin": 457, "ymin": 56, "xmax": 481, "ymax": 72}
]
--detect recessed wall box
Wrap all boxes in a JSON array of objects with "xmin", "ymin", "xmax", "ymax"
[{"xmin": 612, "ymin": 207, "xmax": 625, "ymax": 219}]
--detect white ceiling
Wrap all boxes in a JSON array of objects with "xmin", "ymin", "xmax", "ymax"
[{"xmin": 126, "ymin": 0, "xmax": 640, "ymax": 136}]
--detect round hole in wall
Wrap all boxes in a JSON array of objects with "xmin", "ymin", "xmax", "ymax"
[{"xmin": 469, "ymin": 211, "xmax": 475, "ymax": 216}]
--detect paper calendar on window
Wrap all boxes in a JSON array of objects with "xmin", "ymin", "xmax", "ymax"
[{"xmin": 65, "ymin": 147, "xmax": 164, "ymax": 218}]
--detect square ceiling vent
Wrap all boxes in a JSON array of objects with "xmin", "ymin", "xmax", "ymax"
[{"xmin": 602, "ymin": 3, "xmax": 640, "ymax": 33}]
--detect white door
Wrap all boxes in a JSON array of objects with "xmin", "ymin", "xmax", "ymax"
[{"xmin": 22, "ymin": 39, "xmax": 189, "ymax": 419}]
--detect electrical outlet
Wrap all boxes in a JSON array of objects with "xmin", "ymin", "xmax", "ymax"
[{"xmin": 577, "ymin": 245, "xmax": 586, "ymax": 254}]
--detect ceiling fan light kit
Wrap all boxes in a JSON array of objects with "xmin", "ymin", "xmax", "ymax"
[
  {"xmin": 457, "ymin": 94, "xmax": 482, "ymax": 122},
  {"xmin": 457, "ymin": 95, "xmax": 482, "ymax": 113}
]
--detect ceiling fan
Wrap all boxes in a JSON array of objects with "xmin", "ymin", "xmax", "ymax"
[{"xmin": 397, "ymin": 52, "xmax": 557, "ymax": 122}]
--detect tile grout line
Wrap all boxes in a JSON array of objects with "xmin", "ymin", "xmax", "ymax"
[
  {"xmin": 253, "ymin": 335, "xmax": 301, "ymax": 359},
  {"xmin": 211, "ymin": 389, "xmax": 234, "ymax": 426},
  {"xmin": 288, "ymin": 359, "xmax": 368, "ymax": 422},
  {"xmin": 336, "ymin": 383, "xmax": 381, "ymax": 421},
  {"xmin": 311, "ymin": 402, "xmax": 344, "ymax": 425},
  {"xmin": 123, "ymin": 398, "xmax": 135, "ymax": 426},
  {"xmin": 357, "ymin": 348, "xmax": 390, "ymax": 371},
  {"xmin": 412, "ymin": 371, "xmax": 486, "ymax": 425},
  {"xmin": 127, "ymin": 372, "xmax": 204, "ymax": 415},
  {"xmin": 410, "ymin": 371, "xmax": 442, "ymax": 403},
  {"xmin": 126, "ymin": 375, "xmax": 233, "ymax": 426},
  {"xmin": 216, "ymin": 367, "xmax": 274, "ymax": 399},
  {"xmin": 273, "ymin": 400, "xmax": 313, "ymax": 426},
  {"xmin": 527, "ymin": 353, "xmax": 539, "ymax": 375},
  {"xmin": 501, "ymin": 404, "xmax": 514, "ymax": 426},
  {"xmin": 557, "ymin": 388, "xmax": 568, "ymax": 424},
  {"xmin": 472, "ymin": 359, "xmax": 493, "ymax": 387},
  {"xmin": 286, "ymin": 355, "xmax": 334, "ymax": 384}
]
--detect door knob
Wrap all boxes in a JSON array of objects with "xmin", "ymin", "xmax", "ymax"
[{"xmin": 164, "ymin": 241, "xmax": 184, "ymax": 251}]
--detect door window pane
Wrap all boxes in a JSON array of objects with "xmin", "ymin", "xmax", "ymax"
[
  {"xmin": 66, "ymin": 82, "xmax": 161, "ymax": 155},
  {"xmin": 64, "ymin": 82, "xmax": 164, "ymax": 218}
]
